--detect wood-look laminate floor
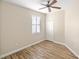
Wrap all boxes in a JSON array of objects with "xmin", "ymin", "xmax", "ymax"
[{"xmin": 2, "ymin": 40, "xmax": 78, "ymax": 59}]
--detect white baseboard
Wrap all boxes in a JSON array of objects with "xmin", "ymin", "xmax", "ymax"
[
  {"xmin": 0, "ymin": 39, "xmax": 45, "ymax": 59},
  {"xmin": 49, "ymin": 40, "xmax": 79, "ymax": 58},
  {"xmin": 48, "ymin": 39, "xmax": 65, "ymax": 45},
  {"xmin": 65, "ymin": 44, "xmax": 79, "ymax": 58}
]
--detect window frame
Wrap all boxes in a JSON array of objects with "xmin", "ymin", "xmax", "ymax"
[{"xmin": 32, "ymin": 15, "xmax": 40, "ymax": 34}]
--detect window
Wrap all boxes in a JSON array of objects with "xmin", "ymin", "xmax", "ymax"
[{"xmin": 32, "ymin": 15, "xmax": 40, "ymax": 33}]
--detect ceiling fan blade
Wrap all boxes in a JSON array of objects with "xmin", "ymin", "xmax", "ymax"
[
  {"xmin": 39, "ymin": 7, "xmax": 47, "ymax": 10},
  {"xmin": 51, "ymin": 6, "xmax": 61, "ymax": 9},
  {"xmin": 48, "ymin": 0, "xmax": 51, "ymax": 4},
  {"xmin": 49, "ymin": 0, "xmax": 57, "ymax": 5},
  {"xmin": 48, "ymin": 7, "xmax": 51, "ymax": 12},
  {"xmin": 41, "ymin": 3, "xmax": 47, "ymax": 6}
]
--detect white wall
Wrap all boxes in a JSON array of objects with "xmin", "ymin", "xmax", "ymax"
[
  {"xmin": 65, "ymin": 0, "xmax": 79, "ymax": 56},
  {"xmin": 0, "ymin": 1, "xmax": 46, "ymax": 56},
  {"xmin": 46, "ymin": 10, "xmax": 65, "ymax": 43},
  {"xmin": 0, "ymin": 1, "xmax": 2, "ymax": 55}
]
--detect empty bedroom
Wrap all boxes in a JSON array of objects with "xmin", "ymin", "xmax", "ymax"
[{"xmin": 0, "ymin": 0, "xmax": 79, "ymax": 59}]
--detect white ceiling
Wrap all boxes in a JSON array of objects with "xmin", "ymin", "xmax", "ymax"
[{"xmin": 3, "ymin": 0, "xmax": 64, "ymax": 13}]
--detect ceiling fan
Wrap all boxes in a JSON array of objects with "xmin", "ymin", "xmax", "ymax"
[{"xmin": 39, "ymin": 0, "xmax": 61, "ymax": 12}]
